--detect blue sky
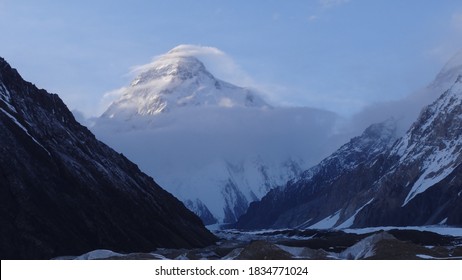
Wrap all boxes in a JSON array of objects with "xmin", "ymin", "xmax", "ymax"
[{"xmin": 1, "ymin": 0, "xmax": 462, "ymax": 117}]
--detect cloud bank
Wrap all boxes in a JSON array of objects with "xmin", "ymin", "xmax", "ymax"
[{"xmin": 92, "ymin": 105, "xmax": 344, "ymax": 222}]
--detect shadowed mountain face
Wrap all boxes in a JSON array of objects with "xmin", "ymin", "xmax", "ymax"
[{"xmin": 0, "ymin": 57, "xmax": 217, "ymax": 259}]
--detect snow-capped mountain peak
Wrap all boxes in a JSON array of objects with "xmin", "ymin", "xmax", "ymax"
[
  {"xmin": 101, "ymin": 46, "xmax": 269, "ymax": 121},
  {"xmin": 93, "ymin": 46, "xmax": 342, "ymax": 225},
  {"xmin": 130, "ymin": 55, "xmax": 210, "ymax": 86}
]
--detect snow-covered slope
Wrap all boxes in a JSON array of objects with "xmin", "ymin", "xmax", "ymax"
[
  {"xmin": 350, "ymin": 74, "xmax": 462, "ymax": 227},
  {"xmin": 392, "ymin": 76, "xmax": 462, "ymax": 206},
  {"xmin": 93, "ymin": 46, "xmax": 341, "ymax": 224}
]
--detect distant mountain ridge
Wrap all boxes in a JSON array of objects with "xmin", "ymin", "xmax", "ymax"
[
  {"xmin": 0, "ymin": 57, "xmax": 216, "ymax": 259},
  {"xmin": 236, "ymin": 53, "xmax": 462, "ymax": 230}
]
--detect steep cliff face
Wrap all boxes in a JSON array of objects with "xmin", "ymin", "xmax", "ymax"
[{"xmin": 0, "ymin": 57, "xmax": 217, "ymax": 259}]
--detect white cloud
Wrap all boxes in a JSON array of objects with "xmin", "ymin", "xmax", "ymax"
[
  {"xmin": 346, "ymin": 49, "xmax": 462, "ymax": 138},
  {"xmin": 272, "ymin": 13, "xmax": 281, "ymax": 21},
  {"xmin": 131, "ymin": 44, "xmax": 256, "ymax": 88},
  {"xmin": 319, "ymin": 0, "xmax": 350, "ymax": 8},
  {"xmin": 98, "ymin": 86, "xmax": 127, "ymax": 115},
  {"xmin": 308, "ymin": 0, "xmax": 351, "ymax": 23},
  {"xmin": 452, "ymin": 11, "xmax": 462, "ymax": 31},
  {"xmin": 308, "ymin": 15, "xmax": 319, "ymax": 21},
  {"xmin": 92, "ymin": 106, "xmax": 344, "ymax": 216},
  {"xmin": 423, "ymin": 12, "xmax": 462, "ymax": 68}
]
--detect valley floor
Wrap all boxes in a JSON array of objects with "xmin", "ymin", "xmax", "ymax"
[{"xmin": 59, "ymin": 226, "xmax": 462, "ymax": 260}]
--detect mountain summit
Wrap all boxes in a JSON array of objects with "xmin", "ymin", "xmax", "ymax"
[
  {"xmin": 102, "ymin": 48, "xmax": 268, "ymax": 121},
  {"xmin": 93, "ymin": 46, "xmax": 341, "ymax": 224}
]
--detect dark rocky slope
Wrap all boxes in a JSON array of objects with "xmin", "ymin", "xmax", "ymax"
[{"xmin": 0, "ymin": 57, "xmax": 217, "ymax": 259}]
